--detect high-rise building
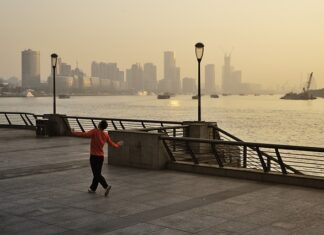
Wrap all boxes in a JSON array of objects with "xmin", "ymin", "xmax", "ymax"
[
  {"xmin": 222, "ymin": 54, "xmax": 243, "ymax": 94},
  {"xmin": 91, "ymin": 61, "xmax": 124, "ymax": 82},
  {"xmin": 162, "ymin": 51, "xmax": 180, "ymax": 94},
  {"xmin": 182, "ymin": 77, "xmax": 196, "ymax": 94},
  {"xmin": 143, "ymin": 63, "xmax": 157, "ymax": 92},
  {"xmin": 126, "ymin": 63, "xmax": 143, "ymax": 91},
  {"xmin": 21, "ymin": 49, "xmax": 40, "ymax": 89},
  {"xmin": 205, "ymin": 64, "xmax": 216, "ymax": 94}
]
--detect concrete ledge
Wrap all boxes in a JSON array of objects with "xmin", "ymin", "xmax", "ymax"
[
  {"xmin": 168, "ymin": 161, "xmax": 324, "ymax": 189},
  {"xmin": 108, "ymin": 130, "xmax": 169, "ymax": 170},
  {"xmin": 0, "ymin": 125, "xmax": 35, "ymax": 130}
]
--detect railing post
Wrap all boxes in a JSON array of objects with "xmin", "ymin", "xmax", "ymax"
[
  {"xmin": 25, "ymin": 114, "xmax": 34, "ymax": 126},
  {"xmin": 4, "ymin": 113, "xmax": 11, "ymax": 125},
  {"xmin": 275, "ymin": 148, "xmax": 287, "ymax": 174},
  {"xmin": 111, "ymin": 120, "xmax": 117, "ymax": 130},
  {"xmin": 173, "ymin": 128, "xmax": 176, "ymax": 151},
  {"xmin": 76, "ymin": 118, "xmax": 85, "ymax": 132},
  {"xmin": 256, "ymin": 147, "xmax": 268, "ymax": 172},
  {"xmin": 91, "ymin": 119, "xmax": 97, "ymax": 128},
  {"xmin": 119, "ymin": 121, "xmax": 125, "ymax": 130},
  {"xmin": 162, "ymin": 139, "xmax": 176, "ymax": 162},
  {"xmin": 267, "ymin": 156, "xmax": 271, "ymax": 172},
  {"xmin": 20, "ymin": 114, "xmax": 28, "ymax": 126},
  {"xmin": 243, "ymin": 146, "xmax": 247, "ymax": 168},
  {"xmin": 186, "ymin": 141, "xmax": 199, "ymax": 164},
  {"xmin": 141, "ymin": 121, "xmax": 146, "ymax": 128},
  {"xmin": 211, "ymin": 143, "xmax": 224, "ymax": 167}
]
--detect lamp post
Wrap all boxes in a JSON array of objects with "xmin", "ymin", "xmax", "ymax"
[
  {"xmin": 195, "ymin": 42, "xmax": 204, "ymax": 122},
  {"xmin": 51, "ymin": 53, "xmax": 58, "ymax": 114}
]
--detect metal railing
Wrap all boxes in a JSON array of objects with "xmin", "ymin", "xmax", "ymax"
[
  {"xmin": 0, "ymin": 112, "xmax": 37, "ymax": 129},
  {"xmin": 64, "ymin": 115, "xmax": 182, "ymax": 132},
  {"xmin": 161, "ymin": 136, "xmax": 324, "ymax": 177}
]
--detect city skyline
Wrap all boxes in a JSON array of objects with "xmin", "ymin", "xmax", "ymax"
[{"xmin": 1, "ymin": 0, "xmax": 324, "ymax": 88}]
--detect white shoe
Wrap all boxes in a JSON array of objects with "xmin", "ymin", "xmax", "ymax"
[{"xmin": 88, "ymin": 188, "xmax": 96, "ymax": 193}]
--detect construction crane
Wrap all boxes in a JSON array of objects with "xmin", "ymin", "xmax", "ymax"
[{"xmin": 303, "ymin": 72, "xmax": 313, "ymax": 92}]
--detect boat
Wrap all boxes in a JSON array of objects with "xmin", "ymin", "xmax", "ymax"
[
  {"xmin": 210, "ymin": 94, "xmax": 219, "ymax": 98},
  {"xmin": 281, "ymin": 72, "xmax": 317, "ymax": 100},
  {"xmin": 192, "ymin": 95, "xmax": 198, "ymax": 99},
  {"xmin": 157, "ymin": 93, "xmax": 170, "ymax": 99},
  {"xmin": 58, "ymin": 94, "xmax": 70, "ymax": 99},
  {"xmin": 280, "ymin": 92, "xmax": 316, "ymax": 100}
]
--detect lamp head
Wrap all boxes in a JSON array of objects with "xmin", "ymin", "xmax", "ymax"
[
  {"xmin": 195, "ymin": 42, "xmax": 204, "ymax": 62},
  {"xmin": 51, "ymin": 53, "xmax": 58, "ymax": 68}
]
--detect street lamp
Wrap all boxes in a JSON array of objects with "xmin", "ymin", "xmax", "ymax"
[
  {"xmin": 51, "ymin": 53, "xmax": 58, "ymax": 114},
  {"xmin": 195, "ymin": 42, "xmax": 204, "ymax": 122}
]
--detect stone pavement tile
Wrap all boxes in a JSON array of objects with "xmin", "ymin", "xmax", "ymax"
[
  {"xmin": 103, "ymin": 201, "xmax": 156, "ymax": 217},
  {"xmin": 53, "ymin": 230, "xmax": 89, "ymax": 235},
  {"xmin": 149, "ymin": 210, "xmax": 227, "ymax": 233},
  {"xmin": 242, "ymin": 226, "xmax": 290, "ymax": 235},
  {"xmin": 234, "ymin": 208, "xmax": 292, "ymax": 226},
  {"xmin": 0, "ymin": 213, "xmax": 27, "ymax": 229},
  {"xmin": 59, "ymin": 213, "xmax": 115, "ymax": 230},
  {"xmin": 1, "ymin": 219, "xmax": 50, "ymax": 234},
  {"xmin": 196, "ymin": 220, "xmax": 259, "ymax": 234},
  {"xmin": 7, "ymin": 224, "xmax": 67, "ymax": 235},
  {"xmin": 271, "ymin": 207, "xmax": 324, "ymax": 231},
  {"xmin": 148, "ymin": 228, "xmax": 191, "ymax": 235},
  {"xmin": 102, "ymin": 222, "xmax": 165, "ymax": 235},
  {"xmin": 189, "ymin": 201, "xmax": 259, "ymax": 219},
  {"xmin": 2, "ymin": 200, "xmax": 66, "ymax": 218},
  {"xmin": 32, "ymin": 207, "xmax": 99, "ymax": 224},
  {"xmin": 292, "ymin": 222, "xmax": 324, "ymax": 235}
]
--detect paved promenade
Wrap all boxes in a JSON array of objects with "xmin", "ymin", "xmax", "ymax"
[{"xmin": 0, "ymin": 129, "xmax": 323, "ymax": 235}]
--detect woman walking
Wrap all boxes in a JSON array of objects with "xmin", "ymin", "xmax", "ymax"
[{"xmin": 72, "ymin": 120, "xmax": 123, "ymax": 196}]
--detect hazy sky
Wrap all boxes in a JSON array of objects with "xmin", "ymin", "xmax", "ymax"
[{"xmin": 1, "ymin": 0, "xmax": 324, "ymax": 88}]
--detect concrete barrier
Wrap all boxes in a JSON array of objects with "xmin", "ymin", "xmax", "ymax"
[{"xmin": 108, "ymin": 130, "xmax": 169, "ymax": 169}]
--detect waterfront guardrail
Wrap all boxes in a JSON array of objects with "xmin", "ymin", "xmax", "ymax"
[
  {"xmin": 64, "ymin": 115, "xmax": 182, "ymax": 132},
  {"xmin": 161, "ymin": 136, "xmax": 324, "ymax": 178},
  {"xmin": 0, "ymin": 112, "xmax": 37, "ymax": 129}
]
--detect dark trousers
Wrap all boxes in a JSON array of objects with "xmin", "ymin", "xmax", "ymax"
[{"xmin": 90, "ymin": 155, "xmax": 108, "ymax": 191}]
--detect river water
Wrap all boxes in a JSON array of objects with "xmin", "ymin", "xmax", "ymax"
[{"xmin": 1, "ymin": 95, "xmax": 324, "ymax": 147}]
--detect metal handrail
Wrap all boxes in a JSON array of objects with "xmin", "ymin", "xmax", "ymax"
[
  {"xmin": 0, "ymin": 112, "xmax": 38, "ymax": 129},
  {"xmin": 160, "ymin": 136, "xmax": 324, "ymax": 177}
]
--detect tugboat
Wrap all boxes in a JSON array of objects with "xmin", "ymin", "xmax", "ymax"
[
  {"xmin": 281, "ymin": 72, "xmax": 316, "ymax": 100},
  {"xmin": 58, "ymin": 94, "xmax": 70, "ymax": 99},
  {"xmin": 157, "ymin": 92, "xmax": 171, "ymax": 99},
  {"xmin": 210, "ymin": 94, "xmax": 219, "ymax": 98}
]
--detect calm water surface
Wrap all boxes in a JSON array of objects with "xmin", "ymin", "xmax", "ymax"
[{"xmin": 1, "ymin": 95, "xmax": 324, "ymax": 147}]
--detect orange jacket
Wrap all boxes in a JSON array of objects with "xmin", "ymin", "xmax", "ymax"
[{"xmin": 73, "ymin": 128, "xmax": 119, "ymax": 156}]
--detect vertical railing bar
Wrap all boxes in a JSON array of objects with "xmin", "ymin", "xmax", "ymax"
[
  {"xmin": 141, "ymin": 121, "xmax": 146, "ymax": 128},
  {"xmin": 162, "ymin": 139, "xmax": 176, "ymax": 162},
  {"xmin": 91, "ymin": 119, "xmax": 97, "ymax": 128},
  {"xmin": 172, "ymin": 128, "xmax": 176, "ymax": 151},
  {"xmin": 256, "ymin": 147, "xmax": 268, "ymax": 172},
  {"xmin": 4, "ymin": 113, "xmax": 12, "ymax": 125},
  {"xmin": 267, "ymin": 154, "xmax": 271, "ymax": 172},
  {"xmin": 243, "ymin": 146, "xmax": 247, "ymax": 168},
  {"xmin": 111, "ymin": 120, "xmax": 118, "ymax": 130},
  {"xmin": 25, "ymin": 114, "xmax": 34, "ymax": 126},
  {"xmin": 76, "ymin": 118, "xmax": 85, "ymax": 132},
  {"xmin": 186, "ymin": 141, "xmax": 199, "ymax": 164},
  {"xmin": 211, "ymin": 143, "xmax": 224, "ymax": 167},
  {"xmin": 275, "ymin": 148, "xmax": 287, "ymax": 174},
  {"xmin": 20, "ymin": 114, "xmax": 28, "ymax": 126},
  {"xmin": 119, "ymin": 121, "xmax": 125, "ymax": 130}
]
